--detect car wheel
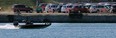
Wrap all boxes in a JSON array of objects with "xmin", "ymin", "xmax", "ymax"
[
  {"xmin": 36, "ymin": 11, "xmax": 40, "ymax": 13},
  {"xmin": 52, "ymin": 9, "xmax": 55, "ymax": 13},
  {"xmin": 58, "ymin": 11, "xmax": 61, "ymax": 13},
  {"xmin": 112, "ymin": 11, "xmax": 114, "ymax": 13},
  {"xmin": 37, "ymin": 11, "xmax": 39, "ymax": 13},
  {"xmin": 69, "ymin": 10, "xmax": 71, "ymax": 13},
  {"xmin": 94, "ymin": 11, "xmax": 97, "ymax": 13},
  {"xmin": 40, "ymin": 10, "xmax": 43, "ymax": 13},
  {"xmin": 26, "ymin": 11, "xmax": 28, "ymax": 13},
  {"xmin": 29, "ymin": 10, "xmax": 33, "ymax": 13},
  {"xmin": 63, "ymin": 12, "xmax": 66, "ymax": 13},
  {"xmin": 14, "ymin": 10, "xmax": 16, "ymax": 13}
]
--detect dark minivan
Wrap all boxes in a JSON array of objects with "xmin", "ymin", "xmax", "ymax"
[{"xmin": 12, "ymin": 4, "xmax": 33, "ymax": 13}]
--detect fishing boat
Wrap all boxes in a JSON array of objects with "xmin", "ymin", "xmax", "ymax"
[
  {"xmin": 13, "ymin": 21, "xmax": 51, "ymax": 28},
  {"xmin": 13, "ymin": 13, "xmax": 51, "ymax": 28}
]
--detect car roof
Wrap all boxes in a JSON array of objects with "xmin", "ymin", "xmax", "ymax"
[
  {"xmin": 62, "ymin": 5, "xmax": 67, "ymax": 6},
  {"xmin": 13, "ymin": 4, "xmax": 25, "ymax": 5},
  {"xmin": 84, "ymin": 3, "xmax": 92, "ymax": 5}
]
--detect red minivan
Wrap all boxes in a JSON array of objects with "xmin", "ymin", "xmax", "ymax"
[
  {"xmin": 12, "ymin": 4, "xmax": 33, "ymax": 13},
  {"xmin": 70, "ymin": 5, "xmax": 81, "ymax": 13},
  {"xmin": 70, "ymin": 5, "xmax": 90, "ymax": 13}
]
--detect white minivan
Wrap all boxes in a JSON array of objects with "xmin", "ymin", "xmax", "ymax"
[
  {"xmin": 45, "ymin": 4, "xmax": 58, "ymax": 13},
  {"xmin": 61, "ymin": 4, "xmax": 73, "ymax": 13},
  {"xmin": 89, "ymin": 5, "xmax": 98, "ymax": 13},
  {"xmin": 61, "ymin": 5, "xmax": 67, "ymax": 13}
]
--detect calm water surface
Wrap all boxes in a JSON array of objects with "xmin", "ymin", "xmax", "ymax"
[{"xmin": 0, "ymin": 23, "xmax": 116, "ymax": 38}]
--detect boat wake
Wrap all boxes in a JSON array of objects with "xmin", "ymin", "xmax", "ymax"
[{"xmin": 0, "ymin": 24, "xmax": 20, "ymax": 29}]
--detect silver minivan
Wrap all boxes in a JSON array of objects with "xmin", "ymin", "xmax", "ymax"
[{"xmin": 45, "ymin": 4, "xmax": 58, "ymax": 13}]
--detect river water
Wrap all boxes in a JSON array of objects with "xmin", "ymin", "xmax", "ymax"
[{"xmin": 0, "ymin": 23, "xmax": 116, "ymax": 38}]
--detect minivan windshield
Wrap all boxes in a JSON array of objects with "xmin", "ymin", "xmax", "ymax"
[
  {"xmin": 67, "ymin": 5, "xmax": 72, "ymax": 8},
  {"xmin": 97, "ymin": 5, "xmax": 104, "ymax": 8},
  {"xmin": 74, "ymin": 6, "xmax": 80, "ymax": 8},
  {"xmin": 15, "ymin": 5, "xmax": 26, "ymax": 8},
  {"xmin": 51, "ymin": 5, "xmax": 57, "ymax": 8}
]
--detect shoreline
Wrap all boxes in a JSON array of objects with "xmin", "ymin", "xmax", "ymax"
[{"xmin": 0, "ymin": 12, "xmax": 116, "ymax": 23}]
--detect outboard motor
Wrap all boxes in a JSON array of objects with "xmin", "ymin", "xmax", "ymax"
[
  {"xmin": 43, "ymin": 18, "xmax": 51, "ymax": 25},
  {"xmin": 13, "ymin": 21, "xmax": 19, "ymax": 26}
]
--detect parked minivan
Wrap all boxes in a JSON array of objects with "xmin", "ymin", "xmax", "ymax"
[
  {"xmin": 61, "ymin": 4, "xmax": 73, "ymax": 13},
  {"xmin": 12, "ymin": 4, "xmax": 33, "ymax": 13},
  {"xmin": 45, "ymin": 4, "xmax": 58, "ymax": 13},
  {"xmin": 96, "ymin": 5, "xmax": 109, "ymax": 13},
  {"xmin": 70, "ymin": 5, "xmax": 81, "ymax": 13}
]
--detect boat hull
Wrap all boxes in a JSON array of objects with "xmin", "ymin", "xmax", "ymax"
[{"xmin": 15, "ymin": 23, "xmax": 51, "ymax": 28}]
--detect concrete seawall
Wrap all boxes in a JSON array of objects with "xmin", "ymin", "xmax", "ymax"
[{"xmin": 0, "ymin": 13, "xmax": 116, "ymax": 23}]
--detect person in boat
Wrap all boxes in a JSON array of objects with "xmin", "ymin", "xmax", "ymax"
[
  {"xmin": 26, "ymin": 21, "xmax": 33, "ymax": 25},
  {"xmin": 22, "ymin": 20, "xmax": 33, "ymax": 25}
]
